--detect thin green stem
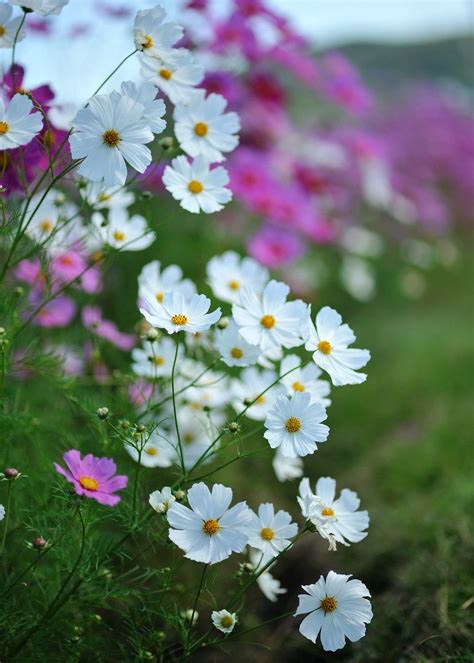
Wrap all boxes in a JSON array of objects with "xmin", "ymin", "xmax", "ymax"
[
  {"xmin": 184, "ymin": 563, "xmax": 208, "ymax": 656},
  {"xmin": 171, "ymin": 335, "xmax": 185, "ymax": 475}
]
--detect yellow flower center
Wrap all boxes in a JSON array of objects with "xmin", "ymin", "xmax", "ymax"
[
  {"xmin": 220, "ymin": 615, "xmax": 234, "ymax": 628},
  {"xmin": 145, "ymin": 447, "xmax": 158, "ymax": 456},
  {"xmin": 321, "ymin": 507, "xmax": 335, "ymax": 516},
  {"xmin": 0, "ymin": 26, "xmax": 6, "ymax": 37},
  {"xmin": 318, "ymin": 340, "xmax": 332, "ymax": 355},
  {"xmin": 98, "ymin": 193, "xmax": 110, "ymax": 202},
  {"xmin": 255, "ymin": 395, "xmax": 266, "ymax": 405},
  {"xmin": 194, "ymin": 121, "xmax": 209, "ymax": 137},
  {"xmin": 188, "ymin": 180, "xmax": 204, "ymax": 194},
  {"xmin": 230, "ymin": 347, "xmax": 243, "ymax": 359},
  {"xmin": 202, "ymin": 518, "xmax": 220, "ymax": 536},
  {"xmin": 183, "ymin": 432, "xmax": 194, "ymax": 444},
  {"xmin": 285, "ymin": 416, "xmax": 301, "ymax": 433},
  {"xmin": 320, "ymin": 596, "xmax": 337, "ymax": 613},
  {"xmin": 151, "ymin": 356, "xmax": 164, "ymax": 366},
  {"xmin": 292, "ymin": 381, "xmax": 305, "ymax": 392},
  {"xmin": 159, "ymin": 68, "xmax": 172, "ymax": 80},
  {"xmin": 142, "ymin": 34, "xmax": 153, "ymax": 49},
  {"xmin": 40, "ymin": 219, "xmax": 54, "ymax": 232},
  {"xmin": 102, "ymin": 129, "xmax": 120, "ymax": 147},
  {"xmin": 260, "ymin": 527, "xmax": 275, "ymax": 541},
  {"xmin": 228, "ymin": 280, "xmax": 240, "ymax": 290},
  {"xmin": 0, "ymin": 121, "xmax": 9, "ymax": 135},
  {"xmin": 156, "ymin": 291, "xmax": 164, "ymax": 303},
  {"xmin": 113, "ymin": 230, "xmax": 126, "ymax": 242},
  {"xmin": 171, "ymin": 314, "xmax": 188, "ymax": 326},
  {"xmin": 79, "ymin": 476, "xmax": 99, "ymax": 491},
  {"xmin": 260, "ymin": 314, "xmax": 275, "ymax": 329}
]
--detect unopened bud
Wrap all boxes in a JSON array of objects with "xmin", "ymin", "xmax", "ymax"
[
  {"xmin": 96, "ymin": 407, "xmax": 109, "ymax": 420},
  {"xmin": 119, "ymin": 419, "xmax": 130, "ymax": 430},
  {"xmin": 217, "ymin": 317, "xmax": 229, "ymax": 330},
  {"xmin": 174, "ymin": 489, "xmax": 186, "ymax": 501},
  {"xmin": 146, "ymin": 328, "xmax": 160, "ymax": 342},
  {"xmin": 14, "ymin": 286, "xmax": 24, "ymax": 297},
  {"xmin": 159, "ymin": 136, "xmax": 175, "ymax": 150},
  {"xmin": 140, "ymin": 190, "xmax": 152, "ymax": 200},
  {"xmin": 4, "ymin": 468, "xmax": 18, "ymax": 480},
  {"xmin": 0, "ymin": 327, "xmax": 5, "ymax": 336},
  {"xmin": 32, "ymin": 536, "xmax": 47, "ymax": 550},
  {"xmin": 227, "ymin": 421, "xmax": 241, "ymax": 434},
  {"xmin": 136, "ymin": 424, "xmax": 146, "ymax": 434}
]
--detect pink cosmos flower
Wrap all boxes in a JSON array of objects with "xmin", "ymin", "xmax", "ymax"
[
  {"xmin": 82, "ymin": 306, "xmax": 135, "ymax": 351},
  {"xmin": 30, "ymin": 295, "xmax": 76, "ymax": 328},
  {"xmin": 247, "ymin": 225, "xmax": 305, "ymax": 267},
  {"xmin": 128, "ymin": 379, "xmax": 154, "ymax": 408},
  {"xmin": 54, "ymin": 450, "xmax": 128, "ymax": 506}
]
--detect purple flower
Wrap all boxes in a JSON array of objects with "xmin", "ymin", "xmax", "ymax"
[
  {"xmin": 54, "ymin": 450, "xmax": 128, "ymax": 507},
  {"xmin": 247, "ymin": 225, "xmax": 306, "ymax": 267}
]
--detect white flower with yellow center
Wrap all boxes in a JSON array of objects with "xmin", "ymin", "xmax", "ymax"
[
  {"xmin": 163, "ymin": 155, "xmax": 232, "ymax": 214},
  {"xmin": 81, "ymin": 181, "xmax": 135, "ymax": 211},
  {"xmin": 138, "ymin": 260, "xmax": 196, "ymax": 308},
  {"xmin": 91, "ymin": 208, "xmax": 155, "ymax": 251},
  {"xmin": 132, "ymin": 338, "xmax": 182, "ymax": 378},
  {"xmin": 216, "ymin": 321, "xmax": 260, "ymax": 368},
  {"xmin": 211, "ymin": 609, "xmax": 237, "ymax": 634},
  {"xmin": 141, "ymin": 49, "xmax": 204, "ymax": 105},
  {"xmin": 114, "ymin": 81, "xmax": 166, "ymax": 135},
  {"xmin": 294, "ymin": 571, "xmax": 373, "ymax": 651},
  {"xmin": 149, "ymin": 486, "xmax": 175, "ymax": 514},
  {"xmin": 207, "ymin": 251, "xmax": 268, "ymax": 304},
  {"xmin": 0, "ymin": 93, "xmax": 42, "ymax": 150},
  {"xmin": 0, "ymin": 3, "xmax": 25, "ymax": 48},
  {"xmin": 125, "ymin": 432, "xmax": 174, "ymax": 469},
  {"xmin": 10, "ymin": 0, "xmax": 69, "ymax": 15},
  {"xmin": 247, "ymin": 503, "xmax": 298, "ymax": 563},
  {"xmin": 134, "ymin": 5, "xmax": 183, "ymax": 60},
  {"xmin": 304, "ymin": 306, "xmax": 370, "ymax": 386},
  {"xmin": 167, "ymin": 482, "xmax": 252, "ymax": 564},
  {"xmin": 174, "ymin": 91, "xmax": 240, "ymax": 163},
  {"xmin": 298, "ymin": 477, "xmax": 369, "ymax": 546},
  {"xmin": 24, "ymin": 189, "xmax": 80, "ymax": 255},
  {"xmin": 249, "ymin": 550, "xmax": 287, "ymax": 603},
  {"xmin": 264, "ymin": 391, "xmax": 329, "ymax": 458},
  {"xmin": 272, "ymin": 449, "xmax": 303, "ymax": 483},
  {"xmin": 231, "ymin": 367, "xmax": 285, "ymax": 421},
  {"xmin": 233, "ymin": 280, "xmax": 309, "ymax": 354},
  {"xmin": 140, "ymin": 289, "xmax": 221, "ymax": 335},
  {"xmin": 70, "ymin": 91, "xmax": 154, "ymax": 186},
  {"xmin": 280, "ymin": 354, "xmax": 331, "ymax": 408}
]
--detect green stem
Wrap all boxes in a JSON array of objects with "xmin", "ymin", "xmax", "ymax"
[
  {"xmin": 184, "ymin": 563, "xmax": 208, "ymax": 656},
  {"xmin": 171, "ymin": 335, "xmax": 185, "ymax": 475}
]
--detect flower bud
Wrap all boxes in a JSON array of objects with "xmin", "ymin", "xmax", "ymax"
[
  {"xmin": 14, "ymin": 286, "xmax": 24, "ymax": 297},
  {"xmin": 32, "ymin": 536, "xmax": 47, "ymax": 550},
  {"xmin": 227, "ymin": 421, "xmax": 241, "ymax": 434},
  {"xmin": 174, "ymin": 489, "xmax": 186, "ymax": 502},
  {"xmin": 4, "ymin": 468, "xmax": 19, "ymax": 480},
  {"xmin": 136, "ymin": 424, "xmax": 146, "ymax": 434},
  {"xmin": 119, "ymin": 419, "xmax": 130, "ymax": 430},
  {"xmin": 146, "ymin": 328, "xmax": 160, "ymax": 342},
  {"xmin": 96, "ymin": 407, "xmax": 109, "ymax": 420},
  {"xmin": 217, "ymin": 317, "xmax": 229, "ymax": 330},
  {"xmin": 0, "ymin": 327, "xmax": 6, "ymax": 336}
]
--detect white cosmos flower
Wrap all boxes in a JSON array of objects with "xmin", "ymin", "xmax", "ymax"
[
  {"xmin": 272, "ymin": 449, "xmax": 303, "ymax": 482},
  {"xmin": 298, "ymin": 477, "xmax": 369, "ymax": 546},
  {"xmin": 0, "ymin": 504, "xmax": 5, "ymax": 521},
  {"xmin": 140, "ymin": 290, "xmax": 221, "ymax": 334},
  {"xmin": 207, "ymin": 251, "xmax": 269, "ymax": 304},
  {"xmin": 264, "ymin": 392, "xmax": 329, "ymax": 458},
  {"xmin": 91, "ymin": 209, "xmax": 155, "ymax": 251},
  {"xmin": 114, "ymin": 81, "xmax": 166, "ymax": 135},
  {"xmin": 24, "ymin": 189, "xmax": 80, "ymax": 254},
  {"xmin": 216, "ymin": 321, "xmax": 260, "ymax": 368},
  {"xmin": 233, "ymin": 280, "xmax": 309, "ymax": 354},
  {"xmin": 163, "ymin": 155, "xmax": 232, "ymax": 214},
  {"xmin": 304, "ymin": 306, "xmax": 370, "ymax": 386},
  {"xmin": 247, "ymin": 503, "xmax": 298, "ymax": 562},
  {"xmin": 280, "ymin": 354, "xmax": 331, "ymax": 408},
  {"xmin": 0, "ymin": 93, "xmax": 42, "ymax": 150},
  {"xmin": 294, "ymin": 571, "xmax": 373, "ymax": 651},
  {"xmin": 174, "ymin": 91, "xmax": 240, "ymax": 163},
  {"xmin": 70, "ymin": 92, "xmax": 154, "ymax": 186},
  {"xmin": 134, "ymin": 5, "xmax": 183, "ymax": 60},
  {"xmin": 249, "ymin": 550, "xmax": 287, "ymax": 603},
  {"xmin": 138, "ymin": 260, "xmax": 196, "ymax": 308},
  {"xmin": 141, "ymin": 49, "xmax": 204, "ymax": 105},
  {"xmin": 169, "ymin": 408, "xmax": 216, "ymax": 469},
  {"xmin": 0, "ymin": 3, "xmax": 25, "ymax": 48},
  {"xmin": 81, "ymin": 181, "xmax": 135, "ymax": 210},
  {"xmin": 132, "ymin": 338, "xmax": 182, "ymax": 378},
  {"xmin": 167, "ymin": 482, "xmax": 252, "ymax": 564},
  {"xmin": 149, "ymin": 486, "xmax": 175, "ymax": 513},
  {"xmin": 211, "ymin": 609, "xmax": 237, "ymax": 634},
  {"xmin": 231, "ymin": 367, "xmax": 285, "ymax": 421},
  {"xmin": 10, "ymin": 0, "xmax": 69, "ymax": 15},
  {"xmin": 125, "ymin": 432, "xmax": 174, "ymax": 468}
]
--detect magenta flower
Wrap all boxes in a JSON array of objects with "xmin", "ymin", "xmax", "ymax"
[
  {"xmin": 54, "ymin": 450, "xmax": 128, "ymax": 506},
  {"xmin": 82, "ymin": 306, "xmax": 135, "ymax": 351}
]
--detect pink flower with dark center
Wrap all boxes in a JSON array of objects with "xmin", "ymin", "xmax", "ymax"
[{"xmin": 54, "ymin": 449, "xmax": 128, "ymax": 506}]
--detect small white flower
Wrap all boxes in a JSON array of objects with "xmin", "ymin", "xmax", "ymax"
[
  {"xmin": 207, "ymin": 251, "xmax": 268, "ymax": 304},
  {"xmin": 280, "ymin": 354, "xmax": 331, "ymax": 408},
  {"xmin": 233, "ymin": 280, "xmax": 309, "ymax": 354},
  {"xmin": 149, "ymin": 486, "xmax": 176, "ymax": 514},
  {"xmin": 81, "ymin": 181, "xmax": 135, "ymax": 210},
  {"xmin": 70, "ymin": 92, "xmax": 154, "ymax": 186},
  {"xmin": 141, "ymin": 49, "xmax": 204, "ymax": 105},
  {"xmin": 163, "ymin": 155, "xmax": 232, "ymax": 214},
  {"xmin": 174, "ymin": 91, "xmax": 240, "ymax": 163},
  {"xmin": 92, "ymin": 208, "xmax": 155, "ymax": 251},
  {"xmin": 298, "ymin": 477, "xmax": 369, "ymax": 546},
  {"xmin": 216, "ymin": 321, "xmax": 260, "ymax": 368},
  {"xmin": 134, "ymin": 5, "xmax": 183, "ymax": 60},
  {"xmin": 249, "ymin": 550, "xmax": 287, "ymax": 603},
  {"xmin": 0, "ymin": 504, "xmax": 5, "ymax": 521},
  {"xmin": 125, "ymin": 432, "xmax": 174, "ymax": 468},
  {"xmin": 115, "ymin": 81, "xmax": 166, "ymax": 135},
  {"xmin": 304, "ymin": 306, "xmax": 370, "ymax": 386},
  {"xmin": 140, "ymin": 290, "xmax": 221, "ymax": 334},
  {"xmin": 138, "ymin": 260, "xmax": 196, "ymax": 308},
  {"xmin": 161, "ymin": 407, "xmax": 216, "ymax": 469},
  {"xmin": 231, "ymin": 367, "xmax": 285, "ymax": 421},
  {"xmin": 264, "ymin": 392, "xmax": 329, "ymax": 458},
  {"xmin": 181, "ymin": 609, "xmax": 199, "ymax": 625},
  {"xmin": 132, "ymin": 338, "xmax": 181, "ymax": 379},
  {"xmin": 0, "ymin": 3, "xmax": 25, "ymax": 48},
  {"xmin": 272, "ymin": 449, "xmax": 303, "ymax": 483},
  {"xmin": 247, "ymin": 503, "xmax": 298, "ymax": 562},
  {"xmin": 24, "ymin": 189, "xmax": 80, "ymax": 254},
  {"xmin": 294, "ymin": 571, "xmax": 373, "ymax": 651},
  {"xmin": 167, "ymin": 482, "xmax": 252, "ymax": 564},
  {"xmin": 0, "ymin": 93, "xmax": 42, "ymax": 150},
  {"xmin": 211, "ymin": 609, "xmax": 237, "ymax": 634},
  {"xmin": 10, "ymin": 0, "xmax": 69, "ymax": 16}
]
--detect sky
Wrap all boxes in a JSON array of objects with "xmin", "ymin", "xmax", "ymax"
[{"xmin": 1, "ymin": 0, "xmax": 471, "ymax": 105}]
